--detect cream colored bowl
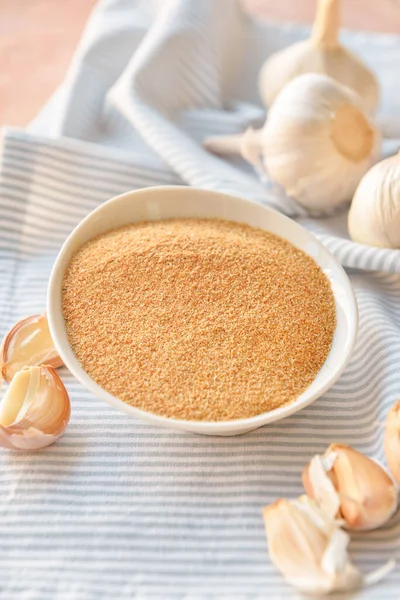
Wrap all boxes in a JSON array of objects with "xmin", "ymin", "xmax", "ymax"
[{"xmin": 47, "ymin": 186, "xmax": 358, "ymax": 436}]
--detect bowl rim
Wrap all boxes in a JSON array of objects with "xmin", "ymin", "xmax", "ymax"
[{"xmin": 47, "ymin": 186, "xmax": 358, "ymax": 434}]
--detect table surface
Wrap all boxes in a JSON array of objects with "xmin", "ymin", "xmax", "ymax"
[{"xmin": 0, "ymin": 0, "xmax": 399, "ymax": 127}]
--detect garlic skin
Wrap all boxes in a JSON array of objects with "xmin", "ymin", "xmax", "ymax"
[
  {"xmin": 262, "ymin": 495, "xmax": 392, "ymax": 595},
  {"xmin": 384, "ymin": 401, "xmax": 400, "ymax": 484},
  {"xmin": 0, "ymin": 365, "xmax": 70, "ymax": 451},
  {"xmin": 303, "ymin": 443, "xmax": 398, "ymax": 531},
  {"xmin": 259, "ymin": 0, "xmax": 379, "ymax": 114},
  {"xmin": 348, "ymin": 153, "xmax": 400, "ymax": 248},
  {"xmin": 261, "ymin": 74, "xmax": 379, "ymax": 210},
  {"xmin": 0, "ymin": 314, "xmax": 63, "ymax": 383},
  {"xmin": 204, "ymin": 75, "xmax": 379, "ymax": 211}
]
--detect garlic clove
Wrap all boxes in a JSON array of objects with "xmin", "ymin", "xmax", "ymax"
[
  {"xmin": 0, "ymin": 365, "xmax": 70, "ymax": 451},
  {"xmin": 258, "ymin": 0, "xmax": 379, "ymax": 114},
  {"xmin": 0, "ymin": 314, "xmax": 63, "ymax": 383},
  {"xmin": 384, "ymin": 401, "xmax": 400, "ymax": 484},
  {"xmin": 303, "ymin": 443, "xmax": 398, "ymax": 530},
  {"xmin": 262, "ymin": 495, "xmax": 393, "ymax": 595},
  {"xmin": 348, "ymin": 153, "xmax": 400, "ymax": 249},
  {"xmin": 311, "ymin": 0, "xmax": 340, "ymax": 50},
  {"xmin": 262, "ymin": 496, "xmax": 352, "ymax": 595}
]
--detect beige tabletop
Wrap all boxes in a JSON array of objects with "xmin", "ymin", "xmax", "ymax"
[{"xmin": 0, "ymin": 0, "xmax": 399, "ymax": 127}]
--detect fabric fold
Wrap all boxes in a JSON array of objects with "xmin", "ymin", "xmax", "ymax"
[{"xmin": 1, "ymin": 1, "xmax": 400, "ymax": 598}]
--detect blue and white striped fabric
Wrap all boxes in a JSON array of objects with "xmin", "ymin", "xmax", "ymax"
[{"xmin": 1, "ymin": 1, "xmax": 400, "ymax": 598}]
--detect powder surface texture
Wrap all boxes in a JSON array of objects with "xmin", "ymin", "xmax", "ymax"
[{"xmin": 62, "ymin": 219, "xmax": 336, "ymax": 421}]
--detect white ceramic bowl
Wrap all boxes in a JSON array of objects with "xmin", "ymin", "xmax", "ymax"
[{"xmin": 47, "ymin": 186, "xmax": 358, "ymax": 436}]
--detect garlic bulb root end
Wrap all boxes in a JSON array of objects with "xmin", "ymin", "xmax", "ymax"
[{"xmin": 332, "ymin": 105, "xmax": 374, "ymax": 162}]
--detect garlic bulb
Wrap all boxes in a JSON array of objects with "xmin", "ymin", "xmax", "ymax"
[
  {"xmin": 0, "ymin": 314, "xmax": 63, "ymax": 383},
  {"xmin": 0, "ymin": 365, "xmax": 70, "ymax": 451},
  {"xmin": 302, "ymin": 443, "xmax": 398, "ymax": 531},
  {"xmin": 262, "ymin": 495, "xmax": 394, "ymax": 595},
  {"xmin": 258, "ymin": 0, "xmax": 379, "ymax": 114},
  {"xmin": 204, "ymin": 74, "xmax": 379, "ymax": 210},
  {"xmin": 348, "ymin": 153, "xmax": 400, "ymax": 248},
  {"xmin": 260, "ymin": 74, "xmax": 378, "ymax": 210},
  {"xmin": 384, "ymin": 401, "xmax": 400, "ymax": 484}
]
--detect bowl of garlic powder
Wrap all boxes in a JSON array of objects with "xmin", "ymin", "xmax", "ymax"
[{"xmin": 47, "ymin": 186, "xmax": 358, "ymax": 436}]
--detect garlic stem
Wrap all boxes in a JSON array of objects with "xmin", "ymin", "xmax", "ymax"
[
  {"xmin": 203, "ymin": 133, "xmax": 245, "ymax": 155},
  {"xmin": 204, "ymin": 128, "xmax": 263, "ymax": 169},
  {"xmin": 311, "ymin": 0, "xmax": 340, "ymax": 50}
]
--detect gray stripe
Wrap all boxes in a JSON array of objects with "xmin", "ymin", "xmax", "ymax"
[{"xmin": 1, "ymin": 1, "xmax": 400, "ymax": 596}]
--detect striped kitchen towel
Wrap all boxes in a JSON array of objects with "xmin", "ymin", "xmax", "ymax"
[{"xmin": 1, "ymin": 1, "xmax": 400, "ymax": 598}]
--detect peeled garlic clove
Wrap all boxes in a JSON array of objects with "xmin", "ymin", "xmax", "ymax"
[
  {"xmin": 0, "ymin": 314, "xmax": 63, "ymax": 383},
  {"xmin": 258, "ymin": 0, "xmax": 379, "ymax": 114},
  {"xmin": 384, "ymin": 401, "xmax": 400, "ymax": 484},
  {"xmin": 0, "ymin": 365, "xmax": 70, "ymax": 451},
  {"xmin": 260, "ymin": 74, "xmax": 379, "ymax": 210},
  {"xmin": 262, "ymin": 495, "xmax": 393, "ymax": 595},
  {"xmin": 303, "ymin": 443, "xmax": 398, "ymax": 530},
  {"xmin": 348, "ymin": 153, "xmax": 400, "ymax": 248}
]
